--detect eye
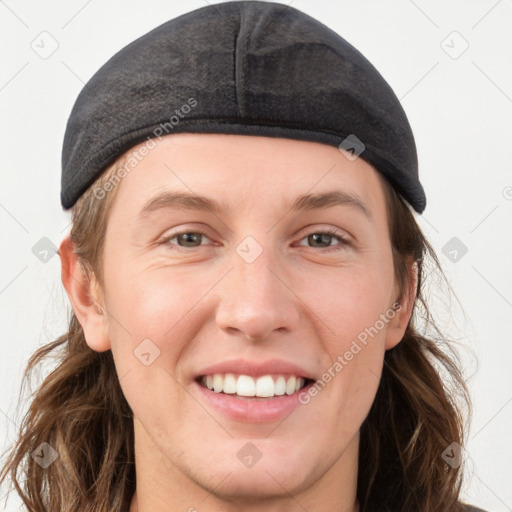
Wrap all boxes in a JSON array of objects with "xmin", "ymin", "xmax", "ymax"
[
  {"xmin": 164, "ymin": 231, "xmax": 212, "ymax": 248},
  {"xmin": 297, "ymin": 228, "xmax": 350, "ymax": 252},
  {"xmin": 160, "ymin": 228, "xmax": 350, "ymax": 252}
]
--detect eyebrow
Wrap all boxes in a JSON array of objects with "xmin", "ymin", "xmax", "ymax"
[
  {"xmin": 139, "ymin": 189, "xmax": 371, "ymax": 219},
  {"xmin": 289, "ymin": 190, "xmax": 370, "ymax": 218},
  {"xmin": 140, "ymin": 191, "xmax": 227, "ymax": 218}
]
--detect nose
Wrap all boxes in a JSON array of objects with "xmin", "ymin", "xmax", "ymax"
[{"xmin": 214, "ymin": 245, "xmax": 301, "ymax": 342}]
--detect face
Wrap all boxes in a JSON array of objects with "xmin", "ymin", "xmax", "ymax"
[{"xmin": 65, "ymin": 133, "xmax": 413, "ymax": 508}]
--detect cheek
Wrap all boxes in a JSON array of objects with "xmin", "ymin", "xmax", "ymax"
[
  {"xmin": 303, "ymin": 260, "xmax": 395, "ymax": 346},
  {"xmin": 101, "ymin": 260, "xmax": 208, "ymax": 393},
  {"xmin": 301, "ymin": 261, "xmax": 393, "ymax": 415},
  {"xmin": 104, "ymin": 260, "xmax": 202, "ymax": 338},
  {"xmin": 101, "ymin": 267, "xmax": 203, "ymax": 438}
]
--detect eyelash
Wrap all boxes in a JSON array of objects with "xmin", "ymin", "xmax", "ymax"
[{"xmin": 161, "ymin": 227, "xmax": 350, "ymax": 253}]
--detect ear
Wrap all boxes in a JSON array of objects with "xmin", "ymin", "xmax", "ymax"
[
  {"xmin": 59, "ymin": 236, "xmax": 111, "ymax": 352},
  {"xmin": 384, "ymin": 259, "xmax": 418, "ymax": 350}
]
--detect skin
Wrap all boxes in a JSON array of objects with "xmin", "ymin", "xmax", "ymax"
[{"xmin": 60, "ymin": 133, "xmax": 415, "ymax": 512}]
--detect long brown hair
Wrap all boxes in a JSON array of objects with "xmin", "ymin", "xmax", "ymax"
[{"xmin": 1, "ymin": 162, "xmax": 470, "ymax": 512}]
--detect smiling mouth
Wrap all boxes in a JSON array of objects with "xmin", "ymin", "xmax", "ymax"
[{"xmin": 196, "ymin": 373, "xmax": 313, "ymax": 399}]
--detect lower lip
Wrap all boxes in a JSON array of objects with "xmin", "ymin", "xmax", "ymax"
[{"xmin": 194, "ymin": 380, "xmax": 313, "ymax": 423}]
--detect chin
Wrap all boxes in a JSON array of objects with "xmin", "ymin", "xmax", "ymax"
[
  {"xmin": 198, "ymin": 463, "xmax": 312, "ymax": 502},
  {"xmin": 183, "ymin": 440, "xmax": 321, "ymax": 499}
]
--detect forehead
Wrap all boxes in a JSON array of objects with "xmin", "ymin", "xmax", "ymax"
[{"xmin": 106, "ymin": 133, "xmax": 387, "ymax": 222}]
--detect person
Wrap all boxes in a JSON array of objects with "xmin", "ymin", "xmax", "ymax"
[{"xmin": 0, "ymin": 2, "xmax": 487, "ymax": 511}]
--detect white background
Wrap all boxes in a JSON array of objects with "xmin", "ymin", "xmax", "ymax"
[{"xmin": 1, "ymin": 1, "xmax": 511, "ymax": 510}]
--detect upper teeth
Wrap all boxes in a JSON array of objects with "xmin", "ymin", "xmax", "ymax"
[{"xmin": 201, "ymin": 374, "xmax": 306, "ymax": 397}]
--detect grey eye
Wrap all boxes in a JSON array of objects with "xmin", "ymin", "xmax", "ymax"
[
  {"xmin": 305, "ymin": 233, "xmax": 337, "ymax": 248},
  {"xmin": 174, "ymin": 232, "xmax": 205, "ymax": 247}
]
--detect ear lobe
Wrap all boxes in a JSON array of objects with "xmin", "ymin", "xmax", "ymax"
[
  {"xmin": 59, "ymin": 237, "xmax": 111, "ymax": 352},
  {"xmin": 384, "ymin": 260, "xmax": 418, "ymax": 350}
]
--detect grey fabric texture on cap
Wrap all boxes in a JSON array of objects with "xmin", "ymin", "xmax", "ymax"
[{"xmin": 61, "ymin": 0, "xmax": 426, "ymax": 212}]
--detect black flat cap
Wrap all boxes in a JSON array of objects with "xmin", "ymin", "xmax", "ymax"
[{"xmin": 61, "ymin": 0, "xmax": 426, "ymax": 213}]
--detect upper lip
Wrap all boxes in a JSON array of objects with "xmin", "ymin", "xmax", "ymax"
[{"xmin": 196, "ymin": 358, "xmax": 316, "ymax": 380}]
